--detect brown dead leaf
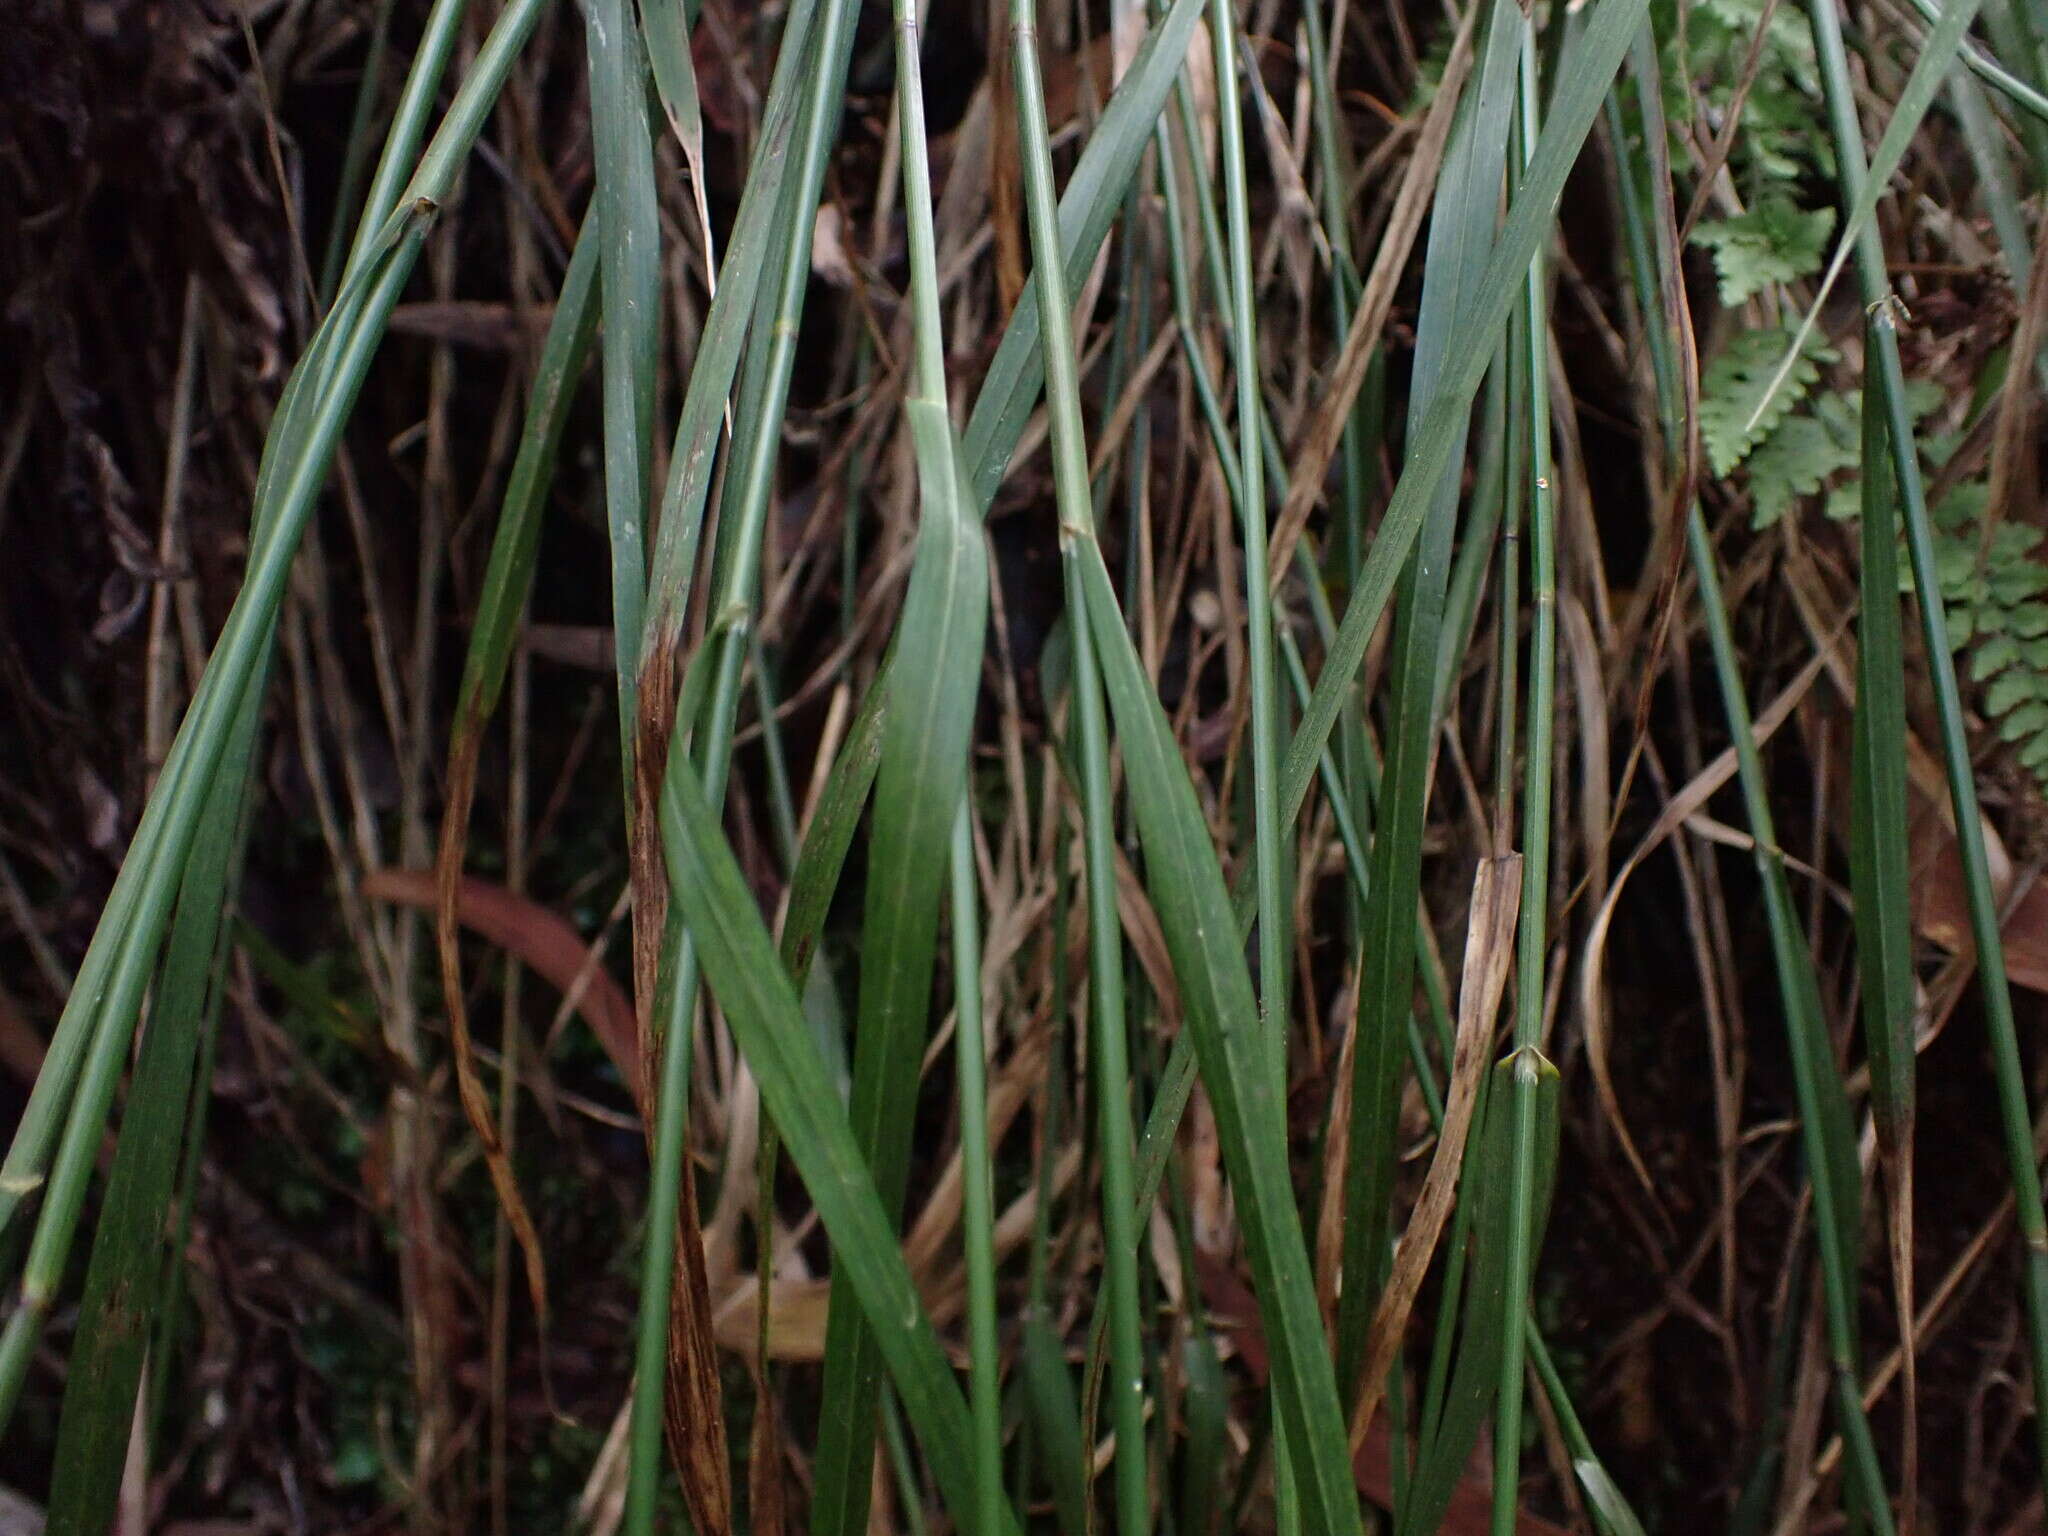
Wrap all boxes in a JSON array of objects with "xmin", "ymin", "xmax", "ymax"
[
  {"xmin": 361, "ymin": 867, "xmax": 639, "ymax": 1090},
  {"xmin": 1349, "ymin": 854, "xmax": 1520, "ymax": 1451}
]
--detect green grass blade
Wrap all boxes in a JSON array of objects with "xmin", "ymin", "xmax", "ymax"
[
  {"xmin": 1913, "ymin": 0, "xmax": 2048, "ymax": 126},
  {"xmin": 146, "ymin": 928, "xmax": 228, "ymax": 1453},
  {"xmin": 1947, "ymin": 70, "xmax": 2048, "ymax": 395},
  {"xmin": 1524, "ymin": 1329, "xmax": 1648, "ymax": 1536},
  {"xmin": 1298, "ymin": 0, "xmax": 1373, "ymax": 574},
  {"xmin": 881, "ymin": 1388, "xmax": 932, "ymax": 1536},
  {"xmin": 1973, "ymin": 0, "xmax": 2048, "ymax": 161},
  {"xmin": 583, "ymin": 0, "xmax": 660, "ymax": 776},
  {"xmin": 1881, "ymin": 244, "xmax": 2048, "ymax": 1502},
  {"xmin": 1492, "ymin": 26, "xmax": 1559, "ymax": 1532},
  {"xmin": 688, "ymin": 0, "xmax": 851, "ymax": 653},
  {"xmin": 640, "ymin": 0, "xmax": 711, "ymax": 249},
  {"xmin": 951, "ymin": 808, "xmax": 1004, "ymax": 1536},
  {"xmin": 657, "ymin": 752, "xmax": 1022, "ymax": 1536},
  {"xmin": 961, "ymin": 0, "xmax": 1206, "ymax": 513},
  {"xmin": 429, "ymin": 225, "xmax": 601, "ymax": 1313},
  {"xmin": 746, "ymin": 655, "xmax": 880, "ymax": 1512},
  {"xmin": 1678, "ymin": 319, "xmax": 1891, "ymax": 1536},
  {"xmin": 1745, "ymin": 0, "xmax": 1988, "ymax": 433},
  {"xmin": 1277, "ymin": 0, "xmax": 1650, "ymax": 848},
  {"xmin": 639, "ymin": 0, "xmax": 840, "ymax": 673},
  {"xmin": 0, "ymin": 0, "xmax": 556, "ymax": 1431},
  {"xmin": 583, "ymin": 1, "xmax": 736, "ymax": 1514},
  {"xmin": 45, "ymin": 707, "xmax": 255, "ymax": 1536},
  {"xmin": 1572, "ymin": 1457, "xmax": 1649, "ymax": 1536},
  {"xmin": 0, "ymin": 223, "xmax": 429, "ymax": 1431},
  {"xmin": 317, "ymin": 0, "xmax": 402, "ymax": 301},
  {"xmin": 624, "ymin": 650, "xmax": 737, "ymax": 1536},
  {"xmin": 1073, "ymin": 546, "xmax": 1363, "ymax": 1536},
  {"xmin": 1680, "ymin": 339, "xmax": 1886, "ymax": 1536},
  {"xmin": 0, "ymin": 215, "xmax": 416, "ymax": 1200},
  {"xmin": 1021, "ymin": 853, "xmax": 1074, "ymax": 1526},
  {"xmin": 1207, "ymin": 0, "xmax": 1281, "ymax": 1033},
  {"xmin": 810, "ymin": 4, "xmax": 991, "ymax": 1513},
  {"xmin": 1003, "ymin": 1, "xmax": 1152, "ymax": 1522},
  {"xmin": 1177, "ymin": 1310, "xmax": 1231, "ymax": 1536},
  {"xmin": 338, "ymin": 0, "xmax": 470, "ymax": 287},
  {"xmin": 1850, "ymin": 313, "xmax": 1917, "ymax": 1176},
  {"xmin": 0, "ymin": 244, "xmax": 389, "ymax": 1237},
  {"xmin": 1208, "ymin": 1, "xmax": 1303, "ymax": 1515},
  {"xmin": 625, "ymin": 595, "xmax": 766, "ymax": 1535},
  {"xmin": 455, "ymin": 222, "xmax": 600, "ymax": 735},
  {"xmin": 782, "ymin": 674, "xmax": 888, "ymax": 983},
  {"xmin": 1128, "ymin": 104, "xmax": 1460, "ymax": 1276},
  {"xmin": 1020, "ymin": 1316, "xmax": 1090, "ymax": 1536},
  {"xmin": 1599, "ymin": 21, "xmax": 1892, "ymax": 1522},
  {"xmin": 1729, "ymin": 1239, "xmax": 1808, "ymax": 1536},
  {"xmin": 1398, "ymin": 1053, "xmax": 1559, "ymax": 1536},
  {"xmin": 1336, "ymin": 0, "xmax": 1525, "ymax": 1398},
  {"xmin": 1438, "ymin": 365, "xmax": 1510, "ymax": 727},
  {"xmin": 810, "ymin": 347, "xmax": 992, "ymax": 1536},
  {"xmin": 1060, "ymin": 571, "xmax": 1149, "ymax": 1532},
  {"xmin": 626, "ymin": 0, "xmax": 864, "ymax": 1517},
  {"xmin": 1806, "ymin": 0, "xmax": 2048, "ymax": 1490}
]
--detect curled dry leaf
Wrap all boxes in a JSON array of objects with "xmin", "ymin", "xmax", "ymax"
[
  {"xmin": 359, "ymin": 867, "xmax": 640, "ymax": 1104},
  {"xmin": 1906, "ymin": 794, "xmax": 2048, "ymax": 992},
  {"xmin": 1806, "ymin": 697, "xmax": 2048, "ymax": 993}
]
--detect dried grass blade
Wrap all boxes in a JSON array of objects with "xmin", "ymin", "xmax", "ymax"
[
  {"xmin": 1396, "ymin": 1053, "xmax": 1558, "ymax": 1536},
  {"xmin": 1349, "ymin": 854, "xmax": 1520, "ymax": 1450}
]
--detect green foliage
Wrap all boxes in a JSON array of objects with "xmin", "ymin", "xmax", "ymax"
[
  {"xmin": 1823, "ymin": 382, "xmax": 1948, "ymax": 522},
  {"xmin": 1743, "ymin": 390, "xmax": 1858, "ymax": 526},
  {"xmin": 1819, "ymin": 390, "xmax": 2048, "ymax": 796},
  {"xmin": 1710, "ymin": 370, "xmax": 1945, "ymax": 533},
  {"xmin": 1692, "ymin": 196, "xmax": 1835, "ymax": 305},
  {"xmin": 1397, "ymin": 1054, "xmax": 1559, "ymax": 1536},
  {"xmin": 1661, "ymin": 0, "xmax": 1826, "ymax": 183},
  {"xmin": 1922, "ymin": 510, "xmax": 2048, "ymax": 794},
  {"xmin": 22, "ymin": 0, "xmax": 2043, "ymax": 1521},
  {"xmin": 1700, "ymin": 325, "xmax": 1834, "ymax": 476}
]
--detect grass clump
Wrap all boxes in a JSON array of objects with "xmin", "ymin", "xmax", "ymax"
[{"xmin": 4, "ymin": 0, "xmax": 2048, "ymax": 1530}]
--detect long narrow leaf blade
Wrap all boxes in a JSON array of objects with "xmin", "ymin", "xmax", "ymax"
[
  {"xmin": 46, "ymin": 712, "xmax": 255, "ymax": 1536},
  {"xmin": 961, "ymin": 0, "xmax": 1206, "ymax": 512},
  {"xmin": 584, "ymin": 0, "xmax": 660, "ymax": 763},
  {"xmin": 1850, "ymin": 316, "xmax": 1916, "ymax": 1161},
  {"xmin": 1398, "ymin": 1053, "xmax": 1559, "ymax": 1536},
  {"xmin": 657, "ymin": 754, "xmax": 1020, "ymax": 1536},
  {"xmin": 1336, "ymin": 0, "xmax": 1524, "ymax": 1394},
  {"xmin": 1075, "ymin": 543, "xmax": 1363, "ymax": 1536},
  {"xmin": 811, "ymin": 406, "xmax": 990, "ymax": 1536},
  {"xmin": 1279, "ymin": 0, "xmax": 1651, "ymax": 838}
]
